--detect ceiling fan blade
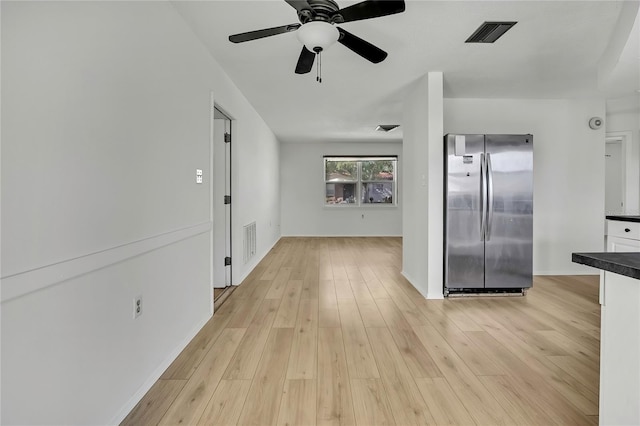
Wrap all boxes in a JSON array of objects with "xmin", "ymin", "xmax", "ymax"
[
  {"xmin": 295, "ymin": 46, "xmax": 316, "ymax": 74},
  {"xmin": 337, "ymin": 27, "xmax": 388, "ymax": 63},
  {"xmin": 338, "ymin": 0, "xmax": 405, "ymax": 23},
  {"xmin": 284, "ymin": 0, "xmax": 313, "ymax": 13},
  {"xmin": 229, "ymin": 23, "xmax": 301, "ymax": 43}
]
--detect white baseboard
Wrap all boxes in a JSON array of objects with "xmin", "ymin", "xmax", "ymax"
[
  {"xmin": 109, "ymin": 313, "xmax": 211, "ymax": 425},
  {"xmin": 400, "ymin": 270, "xmax": 445, "ymax": 299},
  {"xmin": 533, "ymin": 271, "xmax": 599, "ymax": 276},
  {"xmin": 426, "ymin": 291, "xmax": 445, "ymax": 300}
]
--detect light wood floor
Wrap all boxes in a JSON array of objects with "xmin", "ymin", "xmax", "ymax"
[{"xmin": 122, "ymin": 237, "xmax": 600, "ymax": 425}]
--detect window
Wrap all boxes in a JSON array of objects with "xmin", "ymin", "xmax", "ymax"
[{"xmin": 324, "ymin": 156, "xmax": 397, "ymax": 206}]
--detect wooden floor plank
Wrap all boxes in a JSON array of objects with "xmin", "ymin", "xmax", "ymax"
[
  {"xmin": 355, "ymin": 298, "xmax": 387, "ymax": 328},
  {"xmin": 287, "ymin": 299, "xmax": 319, "ymax": 380},
  {"xmin": 341, "ymin": 325, "xmax": 380, "ymax": 379},
  {"xmin": 478, "ymin": 375, "xmax": 559, "ymax": 426},
  {"xmin": 375, "ymin": 298, "xmax": 412, "ymax": 330},
  {"xmin": 337, "ymin": 298, "xmax": 364, "ymax": 329},
  {"xmin": 197, "ymin": 379, "xmax": 251, "ymax": 426},
  {"xmin": 317, "ymin": 327, "xmax": 355, "ymax": 426},
  {"xmin": 159, "ymin": 328, "xmax": 245, "ymax": 425},
  {"xmin": 334, "ymin": 279, "xmax": 355, "ymax": 300},
  {"xmin": 349, "ymin": 280, "xmax": 374, "ymax": 302},
  {"xmin": 319, "ymin": 307, "xmax": 341, "ymax": 328},
  {"xmin": 319, "ymin": 279, "xmax": 338, "ymax": 310},
  {"xmin": 121, "ymin": 379, "xmax": 185, "ymax": 426},
  {"xmin": 266, "ymin": 267, "xmax": 293, "ymax": 299},
  {"xmin": 465, "ymin": 329, "xmax": 593, "ymax": 425},
  {"xmin": 238, "ymin": 328, "xmax": 294, "ymax": 425},
  {"xmin": 366, "ymin": 327, "xmax": 435, "ymax": 425},
  {"xmin": 388, "ymin": 326, "xmax": 442, "ymax": 379},
  {"xmin": 226, "ymin": 295, "xmax": 264, "ymax": 328},
  {"xmin": 350, "ymin": 379, "xmax": 396, "ymax": 426},
  {"xmin": 160, "ymin": 307, "xmax": 233, "ymax": 380},
  {"xmin": 277, "ymin": 379, "xmax": 317, "ymax": 426},
  {"xmin": 547, "ymin": 354, "xmax": 600, "ymax": 390},
  {"xmin": 415, "ymin": 377, "xmax": 476, "ymax": 426},
  {"xmin": 273, "ymin": 279, "xmax": 303, "ymax": 328},
  {"xmin": 222, "ymin": 299, "xmax": 280, "ymax": 380},
  {"xmin": 412, "ymin": 325, "xmax": 514, "ymax": 425},
  {"xmin": 126, "ymin": 238, "xmax": 601, "ymax": 426}
]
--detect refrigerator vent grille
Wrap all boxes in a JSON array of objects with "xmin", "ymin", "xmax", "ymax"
[{"xmin": 466, "ymin": 21, "xmax": 517, "ymax": 43}]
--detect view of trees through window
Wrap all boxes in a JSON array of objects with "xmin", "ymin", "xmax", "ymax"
[{"xmin": 324, "ymin": 157, "xmax": 397, "ymax": 206}]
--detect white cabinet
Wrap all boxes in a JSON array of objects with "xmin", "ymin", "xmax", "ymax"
[
  {"xmin": 599, "ymin": 271, "xmax": 640, "ymax": 425},
  {"xmin": 606, "ymin": 219, "xmax": 640, "ymax": 252},
  {"xmin": 600, "ymin": 219, "xmax": 640, "ymax": 425},
  {"xmin": 602, "ymin": 221, "xmax": 640, "ymax": 303}
]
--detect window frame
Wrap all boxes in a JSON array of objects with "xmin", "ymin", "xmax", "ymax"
[{"xmin": 323, "ymin": 156, "xmax": 398, "ymax": 207}]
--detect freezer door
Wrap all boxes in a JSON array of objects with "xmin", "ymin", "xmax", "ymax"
[
  {"xmin": 484, "ymin": 135, "xmax": 533, "ymax": 288},
  {"xmin": 444, "ymin": 134, "xmax": 485, "ymax": 289}
]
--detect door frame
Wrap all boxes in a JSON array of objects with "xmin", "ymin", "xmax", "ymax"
[
  {"xmin": 605, "ymin": 131, "xmax": 633, "ymax": 214},
  {"xmin": 210, "ymin": 94, "xmax": 234, "ymax": 314}
]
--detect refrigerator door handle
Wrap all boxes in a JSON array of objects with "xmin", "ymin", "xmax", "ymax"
[
  {"xmin": 480, "ymin": 153, "xmax": 486, "ymax": 241},
  {"xmin": 486, "ymin": 152, "xmax": 494, "ymax": 241}
]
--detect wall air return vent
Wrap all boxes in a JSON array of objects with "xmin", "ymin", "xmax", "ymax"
[{"xmin": 466, "ymin": 21, "xmax": 517, "ymax": 43}]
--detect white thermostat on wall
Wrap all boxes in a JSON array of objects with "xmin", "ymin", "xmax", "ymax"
[{"xmin": 589, "ymin": 117, "xmax": 603, "ymax": 130}]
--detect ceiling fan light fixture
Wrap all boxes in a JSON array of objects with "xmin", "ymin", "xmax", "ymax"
[{"xmin": 297, "ymin": 21, "xmax": 339, "ymax": 51}]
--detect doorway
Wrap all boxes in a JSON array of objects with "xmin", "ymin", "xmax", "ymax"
[
  {"xmin": 605, "ymin": 136, "xmax": 627, "ymax": 215},
  {"xmin": 213, "ymin": 106, "xmax": 233, "ymax": 307}
]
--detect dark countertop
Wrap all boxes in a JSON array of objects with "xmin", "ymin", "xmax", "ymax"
[
  {"xmin": 572, "ymin": 252, "xmax": 640, "ymax": 280},
  {"xmin": 606, "ymin": 215, "xmax": 640, "ymax": 223}
]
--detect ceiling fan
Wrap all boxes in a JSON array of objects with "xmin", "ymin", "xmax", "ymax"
[{"xmin": 228, "ymin": 0, "xmax": 406, "ymax": 82}]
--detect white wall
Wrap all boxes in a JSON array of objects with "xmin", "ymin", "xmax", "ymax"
[
  {"xmin": 402, "ymin": 73, "xmax": 444, "ymax": 299},
  {"xmin": 606, "ymin": 96, "xmax": 640, "ymax": 214},
  {"xmin": 1, "ymin": 2, "xmax": 280, "ymax": 424},
  {"xmin": 444, "ymin": 98, "xmax": 606, "ymax": 275},
  {"xmin": 280, "ymin": 142, "xmax": 402, "ymax": 236}
]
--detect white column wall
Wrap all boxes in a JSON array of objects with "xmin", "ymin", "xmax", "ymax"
[{"xmin": 402, "ymin": 73, "xmax": 444, "ymax": 299}]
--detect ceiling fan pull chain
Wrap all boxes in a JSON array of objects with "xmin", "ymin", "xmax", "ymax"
[{"xmin": 316, "ymin": 50, "xmax": 322, "ymax": 83}]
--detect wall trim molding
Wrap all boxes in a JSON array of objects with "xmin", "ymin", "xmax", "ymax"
[{"xmin": 1, "ymin": 222, "xmax": 212, "ymax": 303}]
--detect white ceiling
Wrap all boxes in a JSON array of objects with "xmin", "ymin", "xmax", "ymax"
[{"xmin": 173, "ymin": 0, "xmax": 640, "ymax": 144}]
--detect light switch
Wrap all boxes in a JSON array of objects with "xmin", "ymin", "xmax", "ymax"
[{"xmin": 196, "ymin": 169, "xmax": 203, "ymax": 184}]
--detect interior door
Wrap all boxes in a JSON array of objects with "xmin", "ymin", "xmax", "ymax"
[
  {"xmin": 224, "ymin": 115, "xmax": 232, "ymax": 286},
  {"xmin": 213, "ymin": 107, "xmax": 232, "ymax": 288},
  {"xmin": 484, "ymin": 134, "xmax": 533, "ymax": 289},
  {"xmin": 444, "ymin": 134, "xmax": 485, "ymax": 289}
]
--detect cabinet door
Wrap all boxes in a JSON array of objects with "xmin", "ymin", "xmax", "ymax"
[
  {"xmin": 600, "ymin": 234, "xmax": 640, "ymax": 425},
  {"xmin": 600, "ymin": 272, "xmax": 640, "ymax": 426},
  {"xmin": 607, "ymin": 235, "xmax": 640, "ymax": 252},
  {"xmin": 602, "ymin": 236, "xmax": 640, "ymax": 304}
]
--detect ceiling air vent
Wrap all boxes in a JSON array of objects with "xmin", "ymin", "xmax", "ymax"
[
  {"xmin": 376, "ymin": 125, "xmax": 400, "ymax": 132},
  {"xmin": 466, "ymin": 21, "xmax": 517, "ymax": 43}
]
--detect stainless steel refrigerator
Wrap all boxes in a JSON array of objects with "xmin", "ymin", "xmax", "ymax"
[{"xmin": 444, "ymin": 134, "xmax": 533, "ymax": 295}]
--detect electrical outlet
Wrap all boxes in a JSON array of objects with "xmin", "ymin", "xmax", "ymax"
[
  {"xmin": 196, "ymin": 169, "xmax": 203, "ymax": 184},
  {"xmin": 134, "ymin": 295, "xmax": 142, "ymax": 319}
]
